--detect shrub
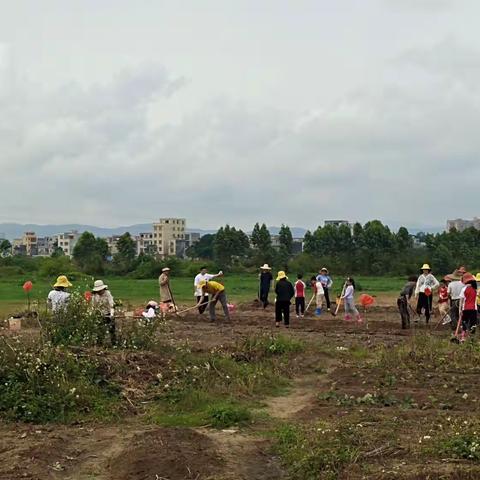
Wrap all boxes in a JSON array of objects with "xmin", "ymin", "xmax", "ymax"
[
  {"xmin": 208, "ymin": 403, "xmax": 252, "ymax": 428},
  {"xmin": 441, "ymin": 434, "xmax": 480, "ymax": 461},
  {"xmin": 237, "ymin": 334, "xmax": 304, "ymax": 361},
  {"xmin": 0, "ymin": 337, "xmax": 120, "ymax": 423}
]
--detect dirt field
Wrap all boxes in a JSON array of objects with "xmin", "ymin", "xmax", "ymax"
[{"xmin": 1, "ymin": 303, "xmax": 480, "ymax": 480}]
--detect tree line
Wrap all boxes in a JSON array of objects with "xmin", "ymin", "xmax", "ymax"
[{"xmin": 2, "ymin": 221, "xmax": 480, "ymax": 278}]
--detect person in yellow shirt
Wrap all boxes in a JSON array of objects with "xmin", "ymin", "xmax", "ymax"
[{"xmin": 197, "ymin": 280, "xmax": 230, "ymax": 322}]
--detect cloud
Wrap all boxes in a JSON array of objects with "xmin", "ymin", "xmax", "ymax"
[{"xmin": 382, "ymin": 0, "xmax": 453, "ymax": 12}]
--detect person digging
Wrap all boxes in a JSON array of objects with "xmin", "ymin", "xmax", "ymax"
[
  {"xmin": 197, "ymin": 280, "xmax": 231, "ymax": 322},
  {"xmin": 158, "ymin": 267, "xmax": 176, "ymax": 312}
]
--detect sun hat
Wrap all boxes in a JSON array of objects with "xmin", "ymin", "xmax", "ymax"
[
  {"xmin": 276, "ymin": 271, "xmax": 287, "ymax": 281},
  {"xmin": 449, "ymin": 270, "xmax": 462, "ymax": 281},
  {"xmin": 462, "ymin": 273, "xmax": 476, "ymax": 284},
  {"xmin": 320, "ymin": 267, "xmax": 329, "ymax": 274},
  {"xmin": 476, "ymin": 273, "xmax": 480, "ymax": 282},
  {"xmin": 92, "ymin": 280, "xmax": 108, "ymax": 292},
  {"xmin": 53, "ymin": 275, "xmax": 72, "ymax": 288},
  {"xmin": 420, "ymin": 263, "xmax": 431, "ymax": 271},
  {"xmin": 443, "ymin": 275, "xmax": 452, "ymax": 282},
  {"xmin": 260, "ymin": 264, "xmax": 271, "ymax": 270},
  {"xmin": 458, "ymin": 266, "xmax": 467, "ymax": 274},
  {"xmin": 162, "ymin": 267, "xmax": 171, "ymax": 272}
]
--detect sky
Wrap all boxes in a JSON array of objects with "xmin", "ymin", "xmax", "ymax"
[{"xmin": 0, "ymin": 0, "xmax": 479, "ymax": 231}]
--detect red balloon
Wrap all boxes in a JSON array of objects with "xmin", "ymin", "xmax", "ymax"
[
  {"xmin": 84, "ymin": 291, "xmax": 92, "ymax": 302},
  {"xmin": 359, "ymin": 294, "xmax": 374, "ymax": 307},
  {"xmin": 23, "ymin": 281, "xmax": 33, "ymax": 293}
]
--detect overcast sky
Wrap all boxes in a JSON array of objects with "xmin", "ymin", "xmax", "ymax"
[{"xmin": 0, "ymin": 0, "xmax": 478, "ymax": 230}]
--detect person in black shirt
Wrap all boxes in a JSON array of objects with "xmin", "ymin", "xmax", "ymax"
[
  {"xmin": 275, "ymin": 271, "xmax": 295, "ymax": 328},
  {"xmin": 259, "ymin": 264, "xmax": 273, "ymax": 308},
  {"xmin": 397, "ymin": 275, "xmax": 417, "ymax": 329}
]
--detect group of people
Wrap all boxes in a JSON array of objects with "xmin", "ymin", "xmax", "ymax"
[
  {"xmin": 47, "ymin": 275, "xmax": 116, "ymax": 344},
  {"xmin": 397, "ymin": 263, "xmax": 480, "ymax": 341}
]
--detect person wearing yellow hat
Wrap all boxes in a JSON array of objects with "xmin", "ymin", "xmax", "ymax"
[
  {"xmin": 196, "ymin": 279, "xmax": 230, "ymax": 322},
  {"xmin": 414, "ymin": 264, "xmax": 439, "ymax": 324},
  {"xmin": 258, "ymin": 264, "xmax": 273, "ymax": 309},
  {"xmin": 47, "ymin": 275, "xmax": 72, "ymax": 313},
  {"xmin": 274, "ymin": 271, "xmax": 294, "ymax": 328}
]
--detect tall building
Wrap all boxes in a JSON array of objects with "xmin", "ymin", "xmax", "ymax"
[
  {"xmin": 56, "ymin": 231, "xmax": 80, "ymax": 257},
  {"xmin": 152, "ymin": 218, "xmax": 186, "ymax": 258},
  {"xmin": 447, "ymin": 218, "xmax": 480, "ymax": 232}
]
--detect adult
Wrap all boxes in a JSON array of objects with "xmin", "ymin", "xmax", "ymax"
[
  {"xmin": 47, "ymin": 275, "xmax": 72, "ymax": 313},
  {"xmin": 448, "ymin": 269, "xmax": 467, "ymax": 331},
  {"xmin": 91, "ymin": 280, "xmax": 116, "ymax": 345},
  {"xmin": 159, "ymin": 267, "xmax": 174, "ymax": 309},
  {"xmin": 258, "ymin": 264, "xmax": 273, "ymax": 308},
  {"xmin": 194, "ymin": 267, "xmax": 223, "ymax": 314},
  {"xmin": 415, "ymin": 263, "xmax": 439, "ymax": 324},
  {"xmin": 197, "ymin": 280, "xmax": 230, "ymax": 322},
  {"xmin": 316, "ymin": 267, "xmax": 333, "ymax": 312},
  {"xmin": 274, "ymin": 271, "xmax": 295, "ymax": 328}
]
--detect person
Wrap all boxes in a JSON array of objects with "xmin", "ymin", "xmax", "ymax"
[
  {"xmin": 476, "ymin": 273, "xmax": 480, "ymax": 316},
  {"xmin": 194, "ymin": 267, "xmax": 223, "ymax": 314},
  {"xmin": 91, "ymin": 279, "xmax": 116, "ymax": 345},
  {"xmin": 316, "ymin": 268, "xmax": 333, "ymax": 312},
  {"xmin": 448, "ymin": 270, "xmax": 466, "ymax": 332},
  {"xmin": 274, "ymin": 271, "xmax": 294, "ymax": 328},
  {"xmin": 258, "ymin": 264, "xmax": 273, "ymax": 308},
  {"xmin": 314, "ymin": 278, "xmax": 325, "ymax": 316},
  {"xmin": 142, "ymin": 300, "xmax": 159, "ymax": 319},
  {"xmin": 458, "ymin": 273, "xmax": 478, "ymax": 341},
  {"xmin": 159, "ymin": 267, "xmax": 175, "ymax": 310},
  {"xmin": 197, "ymin": 280, "xmax": 230, "ymax": 322},
  {"xmin": 47, "ymin": 275, "xmax": 72, "ymax": 313},
  {"xmin": 294, "ymin": 274, "xmax": 306, "ymax": 318},
  {"xmin": 415, "ymin": 264, "xmax": 439, "ymax": 324},
  {"xmin": 438, "ymin": 277, "xmax": 450, "ymax": 319},
  {"xmin": 397, "ymin": 275, "xmax": 417, "ymax": 329},
  {"xmin": 341, "ymin": 277, "xmax": 362, "ymax": 322}
]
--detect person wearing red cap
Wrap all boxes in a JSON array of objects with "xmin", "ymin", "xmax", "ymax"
[{"xmin": 459, "ymin": 273, "xmax": 478, "ymax": 341}]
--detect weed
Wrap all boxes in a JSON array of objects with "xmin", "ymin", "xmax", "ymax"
[{"xmin": 208, "ymin": 403, "xmax": 252, "ymax": 428}]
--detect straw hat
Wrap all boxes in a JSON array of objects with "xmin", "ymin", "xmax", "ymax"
[
  {"xmin": 320, "ymin": 267, "xmax": 329, "ymax": 274},
  {"xmin": 162, "ymin": 267, "xmax": 171, "ymax": 272},
  {"xmin": 276, "ymin": 271, "xmax": 287, "ymax": 281},
  {"xmin": 449, "ymin": 269, "xmax": 462, "ymax": 281},
  {"xmin": 420, "ymin": 263, "xmax": 431, "ymax": 271},
  {"xmin": 458, "ymin": 266, "xmax": 467, "ymax": 274},
  {"xmin": 260, "ymin": 264, "xmax": 271, "ymax": 270},
  {"xmin": 92, "ymin": 280, "xmax": 108, "ymax": 292},
  {"xmin": 443, "ymin": 275, "xmax": 452, "ymax": 282},
  {"xmin": 476, "ymin": 273, "xmax": 480, "ymax": 282},
  {"xmin": 462, "ymin": 273, "xmax": 476, "ymax": 284},
  {"xmin": 53, "ymin": 275, "xmax": 72, "ymax": 288}
]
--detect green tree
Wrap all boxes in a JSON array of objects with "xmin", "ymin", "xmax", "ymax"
[
  {"xmin": 116, "ymin": 232, "xmax": 136, "ymax": 262},
  {"xmin": 279, "ymin": 224, "xmax": 293, "ymax": 255},
  {"xmin": 214, "ymin": 225, "xmax": 250, "ymax": 267},
  {"xmin": 396, "ymin": 227, "xmax": 413, "ymax": 252},
  {"xmin": 186, "ymin": 234, "xmax": 215, "ymax": 259},
  {"xmin": 73, "ymin": 232, "xmax": 108, "ymax": 274},
  {"xmin": 0, "ymin": 239, "xmax": 12, "ymax": 256}
]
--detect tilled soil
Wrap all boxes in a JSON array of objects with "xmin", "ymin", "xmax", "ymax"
[{"xmin": 1, "ymin": 304, "xmax": 479, "ymax": 479}]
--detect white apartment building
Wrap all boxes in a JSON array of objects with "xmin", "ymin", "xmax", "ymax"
[
  {"xmin": 447, "ymin": 218, "xmax": 480, "ymax": 232},
  {"xmin": 57, "ymin": 231, "xmax": 80, "ymax": 257},
  {"xmin": 152, "ymin": 218, "xmax": 186, "ymax": 258}
]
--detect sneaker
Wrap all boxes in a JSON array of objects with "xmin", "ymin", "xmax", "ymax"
[{"xmin": 296, "ymin": 314, "xmax": 299, "ymax": 318}]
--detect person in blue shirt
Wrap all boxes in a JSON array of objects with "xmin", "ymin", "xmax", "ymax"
[{"xmin": 316, "ymin": 267, "xmax": 333, "ymax": 313}]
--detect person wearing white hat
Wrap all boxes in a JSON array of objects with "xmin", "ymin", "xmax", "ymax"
[
  {"xmin": 91, "ymin": 280, "xmax": 116, "ymax": 345},
  {"xmin": 259, "ymin": 264, "xmax": 273, "ymax": 309},
  {"xmin": 414, "ymin": 263, "xmax": 439, "ymax": 324},
  {"xmin": 159, "ymin": 267, "xmax": 173, "ymax": 306}
]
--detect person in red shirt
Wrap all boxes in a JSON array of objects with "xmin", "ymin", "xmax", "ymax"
[
  {"xmin": 294, "ymin": 274, "xmax": 306, "ymax": 318},
  {"xmin": 438, "ymin": 277, "xmax": 450, "ymax": 318},
  {"xmin": 459, "ymin": 273, "xmax": 478, "ymax": 341}
]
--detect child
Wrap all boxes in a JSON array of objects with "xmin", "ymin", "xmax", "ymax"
[
  {"xmin": 294, "ymin": 274, "xmax": 306, "ymax": 318},
  {"xmin": 275, "ymin": 271, "xmax": 295, "ymax": 328},
  {"xmin": 397, "ymin": 275, "xmax": 417, "ymax": 329},
  {"xmin": 341, "ymin": 277, "xmax": 362, "ymax": 322},
  {"xmin": 316, "ymin": 267, "xmax": 333, "ymax": 312},
  {"xmin": 315, "ymin": 278, "xmax": 325, "ymax": 316},
  {"xmin": 438, "ymin": 277, "xmax": 450, "ymax": 319},
  {"xmin": 459, "ymin": 273, "xmax": 478, "ymax": 341}
]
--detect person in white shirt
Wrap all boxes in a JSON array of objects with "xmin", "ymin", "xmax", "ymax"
[
  {"xmin": 91, "ymin": 279, "xmax": 116, "ymax": 345},
  {"xmin": 47, "ymin": 275, "xmax": 72, "ymax": 313},
  {"xmin": 448, "ymin": 272, "xmax": 466, "ymax": 332},
  {"xmin": 415, "ymin": 263, "xmax": 439, "ymax": 324},
  {"xmin": 341, "ymin": 277, "xmax": 362, "ymax": 322},
  {"xmin": 193, "ymin": 267, "xmax": 223, "ymax": 314}
]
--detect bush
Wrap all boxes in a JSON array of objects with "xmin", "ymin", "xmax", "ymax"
[
  {"xmin": 441, "ymin": 434, "xmax": 480, "ymax": 461},
  {"xmin": 208, "ymin": 403, "xmax": 252, "ymax": 428},
  {"xmin": 0, "ymin": 337, "xmax": 120, "ymax": 422},
  {"xmin": 238, "ymin": 334, "xmax": 304, "ymax": 361}
]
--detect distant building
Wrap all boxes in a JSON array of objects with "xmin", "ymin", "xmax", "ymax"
[
  {"xmin": 56, "ymin": 231, "xmax": 80, "ymax": 257},
  {"xmin": 152, "ymin": 218, "xmax": 186, "ymax": 258},
  {"xmin": 136, "ymin": 232, "xmax": 156, "ymax": 256},
  {"xmin": 105, "ymin": 235, "xmax": 122, "ymax": 256},
  {"xmin": 324, "ymin": 220, "xmax": 352, "ymax": 228},
  {"xmin": 271, "ymin": 235, "xmax": 304, "ymax": 254},
  {"xmin": 37, "ymin": 236, "xmax": 56, "ymax": 256},
  {"xmin": 447, "ymin": 218, "xmax": 480, "ymax": 232}
]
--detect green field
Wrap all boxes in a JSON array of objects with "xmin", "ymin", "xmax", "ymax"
[{"xmin": 0, "ymin": 274, "xmax": 406, "ymax": 317}]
